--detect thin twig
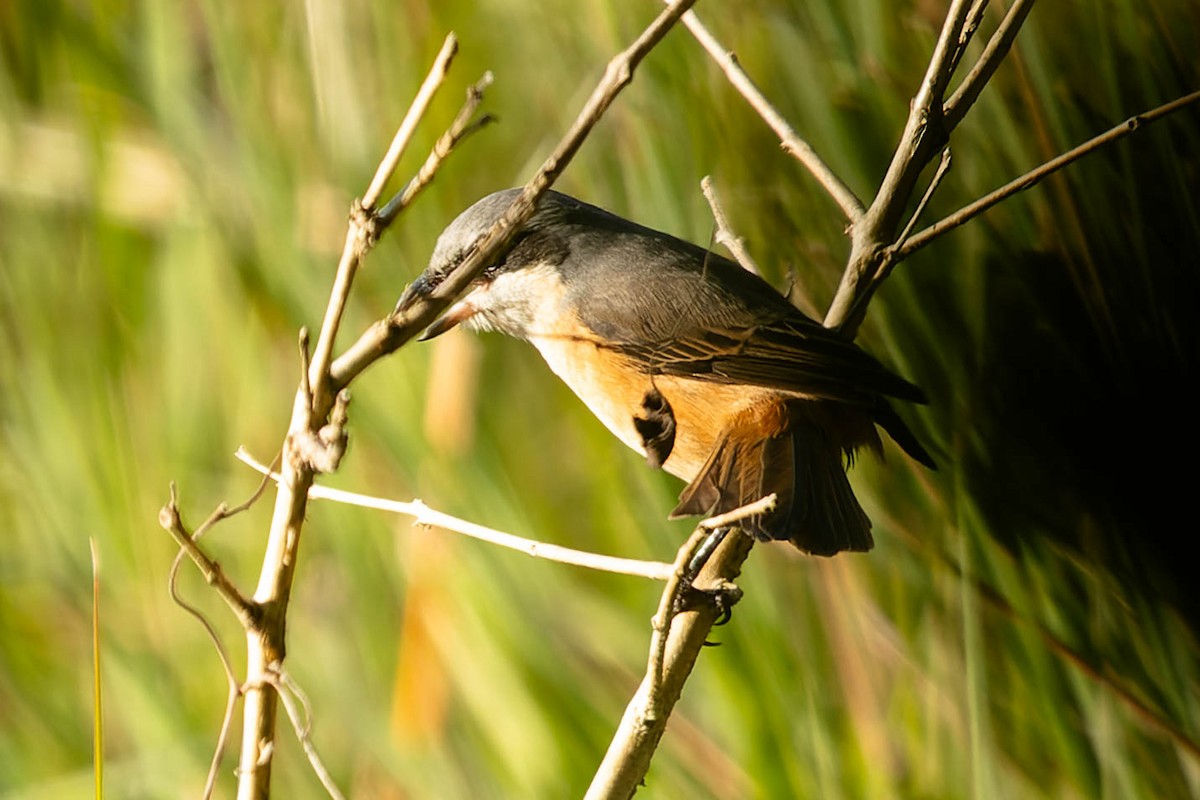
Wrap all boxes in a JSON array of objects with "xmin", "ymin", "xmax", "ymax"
[
  {"xmin": 378, "ymin": 72, "xmax": 498, "ymax": 226},
  {"xmin": 308, "ymin": 33, "xmax": 461, "ymax": 411},
  {"xmin": 260, "ymin": 669, "xmax": 347, "ymax": 800},
  {"xmin": 700, "ymin": 175, "xmax": 760, "ymax": 274},
  {"xmin": 362, "ymin": 34, "xmax": 459, "ymax": 212},
  {"xmin": 330, "ymin": 0, "xmax": 700, "ymax": 393},
  {"xmin": 235, "ymin": 448, "xmax": 675, "ymax": 581},
  {"xmin": 698, "ymin": 493, "xmax": 777, "ymax": 530},
  {"xmin": 946, "ymin": 0, "xmax": 991, "ymax": 79},
  {"xmin": 945, "ymin": 0, "xmax": 1037, "ymax": 129},
  {"xmin": 160, "ymin": 465, "xmax": 277, "ymax": 799},
  {"xmin": 894, "ymin": 147, "xmax": 953, "ymax": 253},
  {"xmin": 233, "ymin": 35, "xmax": 477, "ymax": 799},
  {"xmin": 645, "ymin": 529, "xmax": 709, "ymax": 720},
  {"xmin": 899, "ymin": 90, "xmax": 1200, "ymax": 258},
  {"xmin": 671, "ymin": 5, "xmax": 865, "ymax": 224},
  {"xmin": 159, "ymin": 484, "xmax": 260, "ymax": 627}
]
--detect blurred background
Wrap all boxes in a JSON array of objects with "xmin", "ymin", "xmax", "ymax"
[{"xmin": 2, "ymin": 0, "xmax": 1198, "ymax": 797}]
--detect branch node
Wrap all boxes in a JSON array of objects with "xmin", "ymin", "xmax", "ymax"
[
  {"xmin": 287, "ymin": 389, "xmax": 351, "ymax": 475},
  {"xmin": 701, "ymin": 175, "xmax": 761, "ymax": 275},
  {"xmin": 349, "ymin": 198, "xmax": 380, "ymax": 256}
]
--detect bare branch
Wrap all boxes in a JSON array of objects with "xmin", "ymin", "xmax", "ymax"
[
  {"xmin": 586, "ymin": 530, "xmax": 756, "ymax": 800},
  {"xmin": 698, "ymin": 493, "xmax": 778, "ymax": 530},
  {"xmin": 639, "ymin": 492, "xmax": 776, "ymax": 723},
  {"xmin": 700, "ymin": 175, "xmax": 761, "ymax": 274},
  {"xmin": 672, "ymin": 5, "xmax": 865, "ymax": 223},
  {"xmin": 945, "ymin": 0, "xmax": 1037, "ymax": 129},
  {"xmin": 899, "ymin": 90, "xmax": 1200, "ymax": 258},
  {"xmin": 233, "ymin": 35, "xmax": 483, "ymax": 797},
  {"xmin": 158, "ymin": 465, "xmax": 277, "ymax": 798},
  {"xmin": 644, "ymin": 529, "xmax": 710, "ymax": 719},
  {"xmin": 825, "ymin": 0, "xmax": 973, "ymax": 334},
  {"xmin": 945, "ymin": 0, "xmax": 991, "ymax": 79},
  {"xmin": 362, "ymin": 33, "xmax": 459, "ymax": 212},
  {"xmin": 896, "ymin": 148, "xmax": 953, "ymax": 253},
  {"xmin": 307, "ymin": 34, "xmax": 461, "ymax": 411},
  {"xmin": 235, "ymin": 448, "xmax": 676, "ymax": 581},
  {"xmin": 261, "ymin": 669, "xmax": 347, "ymax": 800},
  {"xmin": 331, "ymin": 0, "xmax": 701, "ymax": 393},
  {"xmin": 159, "ymin": 484, "xmax": 260, "ymax": 628},
  {"xmin": 378, "ymin": 72, "xmax": 498, "ymax": 227}
]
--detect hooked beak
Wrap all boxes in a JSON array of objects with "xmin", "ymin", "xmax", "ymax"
[{"xmin": 419, "ymin": 299, "xmax": 479, "ymax": 341}]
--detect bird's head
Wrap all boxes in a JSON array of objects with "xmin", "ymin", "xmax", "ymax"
[{"xmin": 398, "ymin": 189, "xmax": 574, "ymax": 341}]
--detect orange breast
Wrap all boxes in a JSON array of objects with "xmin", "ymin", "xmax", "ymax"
[{"xmin": 528, "ymin": 326, "xmax": 784, "ymax": 482}]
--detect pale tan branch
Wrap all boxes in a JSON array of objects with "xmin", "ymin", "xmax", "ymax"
[
  {"xmin": 590, "ymin": 495, "xmax": 774, "ymax": 798},
  {"xmin": 330, "ymin": 0, "xmax": 700, "ymax": 393},
  {"xmin": 642, "ymin": 490, "xmax": 765, "ymax": 703},
  {"xmin": 700, "ymin": 175, "xmax": 760, "ymax": 275},
  {"xmin": 825, "ymin": 0, "xmax": 973, "ymax": 334},
  {"xmin": 158, "ymin": 468, "xmax": 276, "ymax": 799},
  {"xmin": 644, "ymin": 529, "xmax": 710, "ymax": 719},
  {"xmin": 236, "ymin": 448, "xmax": 675, "ymax": 581},
  {"xmin": 672, "ymin": 5, "xmax": 865, "ymax": 224},
  {"xmin": 899, "ymin": 90, "xmax": 1200, "ymax": 258},
  {"xmin": 261, "ymin": 669, "xmax": 347, "ymax": 800},
  {"xmin": 159, "ymin": 483, "xmax": 260, "ymax": 628},
  {"xmin": 362, "ymin": 33, "xmax": 459, "ymax": 212},
  {"xmin": 234, "ymin": 34, "xmax": 477, "ymax": 798},
  {"xmin": 378, "ymin": 71, "xmax": 498, "ymax": 227},
  {"xmin": 945, "ymin": 0, "xmax": 1037, "ymax": 129},
  {"xmin": 698, "ymin": 493, "xmax": 778, "ymax": 530},
  {"xmin": 308, "ymin": 34, "xmax": 461, "ymax": 410},
  {"xmin": 586, "ymin": 530, "xmax": 756, "ymax": 800},
  {"xmin": 946, "ymin": 0, "xmax": 991, "ymax": 79}
]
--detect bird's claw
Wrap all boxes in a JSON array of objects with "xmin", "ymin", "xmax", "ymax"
[{"xmin": 673, "ymin": 578, "xmax": 743, "ymax": 626}]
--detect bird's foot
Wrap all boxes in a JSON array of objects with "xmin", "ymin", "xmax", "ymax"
[{"xmin": 674, "ymin": 578, "xmax": 743, "ymax": 628}]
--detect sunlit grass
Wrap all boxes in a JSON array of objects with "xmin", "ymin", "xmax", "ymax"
[{"xmin": 2, "ymin": 0, "xmax": 1198, "ymax": 797}]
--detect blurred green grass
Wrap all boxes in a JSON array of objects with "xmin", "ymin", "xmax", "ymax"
[{"xmin": 2, "ymin": 0, "xmax": 1198, "ymax": 797}]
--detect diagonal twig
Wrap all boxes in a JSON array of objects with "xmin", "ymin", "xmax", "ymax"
[
  {"xmin": 946, "ymin": 0, "xmax": 991, "ymax": 79},
  {"xmin": 899, "ymin": 90, "xmax": 1200, "ymax": 259},
  {"xmin": 700, "ymin": 175, "xmax": 761, "ymax": 274},
  {"xmin": 670, "ymin": 4, "xmax": 865, "ymax": 224},
  {"xmin": 330, "ymin": 0, "xmax": 701, "ymax": 393},
  {"xmin": 308, "ymin": 33, "xmax": 462, "ymax": 412},
  {"xmin": 234, "ymin": 9, "xmax": 697, "ymax": 796},
  {"xmin": 945, "ymin": 0, "xmax": 1038, "ymax": 129},
  {"xmin": 259, "ymin": 668, "xmax": 347, "ymax": 800},
  {"xmin": 378, "ymin": 72, "xmax": 498, "ymax": 227},
  {"xmin": 236, "ymin": 448, "xmax": 676, "ymax": 581}
]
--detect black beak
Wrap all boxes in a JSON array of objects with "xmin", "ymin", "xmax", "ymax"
[{"xmin": 394, "ymin": 273, "xmax": 434, "ymax": 315}]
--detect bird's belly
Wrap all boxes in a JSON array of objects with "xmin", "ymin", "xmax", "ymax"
[{"xmin": 529, "ymin": 334, "xmax": 777, "ymax": 482}]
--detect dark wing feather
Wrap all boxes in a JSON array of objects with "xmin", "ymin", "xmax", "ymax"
[
  {"xmin": 554, "ymin": 197, "xmax": 927, "ymax": 406},
  {"xmin": 614, "ymin": 318, "xmax": 927, "ymax": 407}
]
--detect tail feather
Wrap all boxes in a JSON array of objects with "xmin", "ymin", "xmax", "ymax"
[
  {"xmin": 671, "ymin": 409, "xmax": 873, "ymax": 556},
  {"xmin": 873, "ymin": 398, "xmax": 937, "ymax": 469}
]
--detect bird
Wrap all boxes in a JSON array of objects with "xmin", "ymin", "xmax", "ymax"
[{"xmin": 399, "ymin": 189, "xmax": 935, "ymax": 556}]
